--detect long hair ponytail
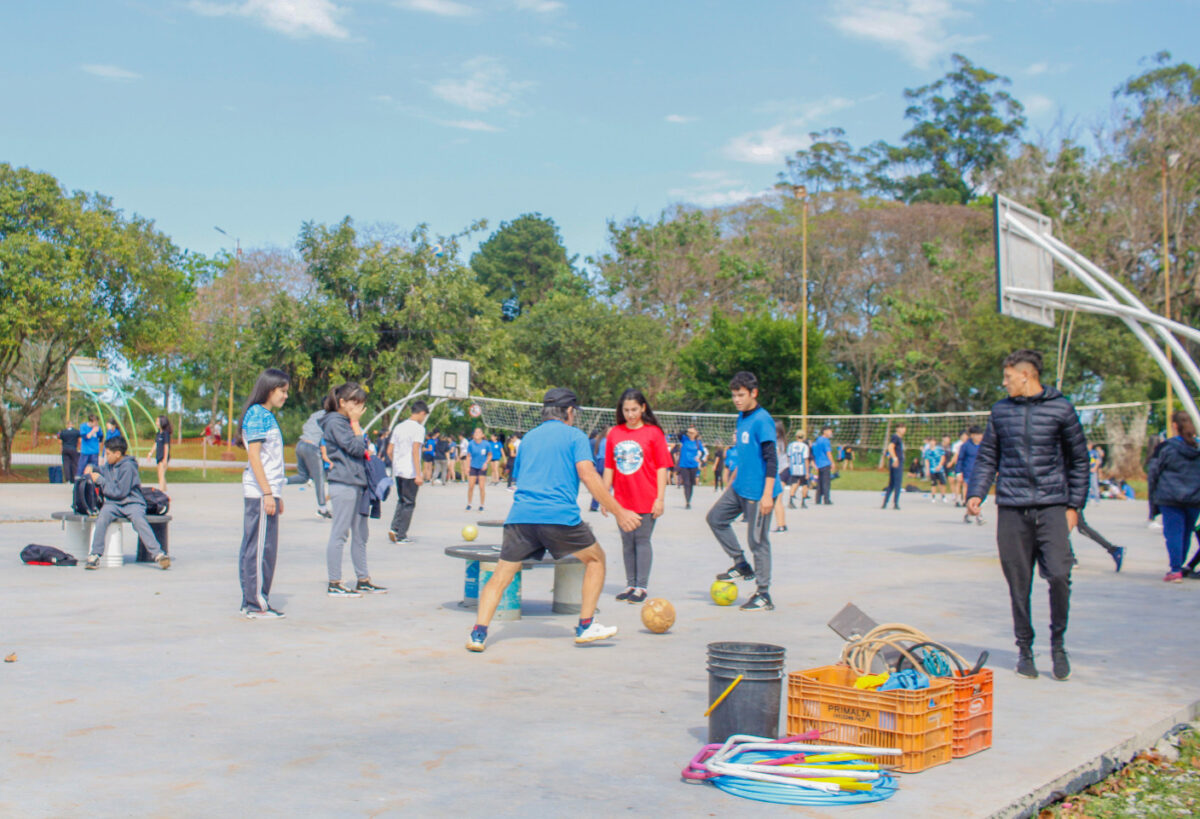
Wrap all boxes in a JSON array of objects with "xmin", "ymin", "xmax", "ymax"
[{"xmin": 324, "ymin": 381, "xmax": 368, "ymax": 414}]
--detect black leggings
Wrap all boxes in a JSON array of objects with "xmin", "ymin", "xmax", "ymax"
[{"xmin": 679, "ymin": 467, "xmax": 698, "ymax": 503}]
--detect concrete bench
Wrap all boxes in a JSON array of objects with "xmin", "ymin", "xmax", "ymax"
[
  {"xmin": 51, "ymin": 511, "xmax": 172, "ymax": 568},
  {"xmin": 444, "ymin": 545, "xmax": 584, "ymax": 621}
]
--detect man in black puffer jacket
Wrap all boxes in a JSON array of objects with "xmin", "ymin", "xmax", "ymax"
[{"xmin": 968, "ymin": 350, "xmax": 1089, "ymax": 682}]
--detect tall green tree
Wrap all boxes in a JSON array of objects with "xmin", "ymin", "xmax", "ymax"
[
  {"xmin": 675, "ymin": 311, "xmax": 849, "ymax": 415},
  {"xmin": 470, "ymin": 213, "xmax": 584, "ymax": 319},
  {"xmin": 881, "ymin": 54, "xmax": 1026, "ymax": 204},
  {"xmin": 0, "ymin": 164, "xmax": 191, "ymax": 472},
  {"xmin": 250, "ymin": 218, "xmax": 533, "ymax": 419},
  {"xmin": 509, "ymin": 291, "xmax": 668, "ymax": 408}
]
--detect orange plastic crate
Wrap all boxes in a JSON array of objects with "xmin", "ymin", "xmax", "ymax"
[
  {"xmin": 786, "ymin": 664, "xmax": 954, "ymax": 773},
  {"xmin": 951, "ymin": 668, "xmax": 993, "ymax": 758}
]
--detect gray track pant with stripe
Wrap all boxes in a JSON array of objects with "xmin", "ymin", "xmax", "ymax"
[
  {"xmin": 239, "ymin": 497, "xmax": 280, "ymax": 612},
  {"xmin": 707, "ymin": 487, "xmax": 772, "ymax": 592}
]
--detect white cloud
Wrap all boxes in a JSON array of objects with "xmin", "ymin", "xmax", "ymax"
[
  {"xmin": 1025, "ymin": 94, "xmax": 1054, "ymax": 117},
  {"xmin": 188, "ymin": 0, "xmax": 349, "ymax": 39},
  {"xmin": 442, "ymin": 118, "xmax": 502, "ymax": 132},
  {"xmin": 665, "ymin": 114, "xmax": 696, "ymax": 124},
  {"xmin": 431, "ymin": 56, "xmax": 530, "ymax": 112},
  {"xmin": 829, "ymin": 0, "xmax": 974, "ymax": 69},
  {"xmin": 724, "ymin": 124, "xmax": 812, "ymax": 165},
  {"xmin": 514, "ymin": 0, "xmax": 564, "ymax": 12},
  {"xmin": 1025, "ymin": 61, "xmax": 1048, "ymax": 76},
  {"xmin": 396, "ymin": 0, "xmax": 475, "ymax": 17},
  {"xmin": 668, "ymin": 171, "xmax": 765, "ymax": 209},
  {"xmin": 81, "ymin": 64, "xmax": 142, "ymax": 81}
]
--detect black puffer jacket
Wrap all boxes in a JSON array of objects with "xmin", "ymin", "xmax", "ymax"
[
  {"xmin": 967, "ymin": 387, "xmax": 1090, "ymax": 509},
  {"xmin": 1148, "ymin": 436, "xmax": 1200, "ymax": 507}
]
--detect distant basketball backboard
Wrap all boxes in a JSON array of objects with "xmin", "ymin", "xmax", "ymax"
[
  {"xmin": 68, "ymin": 357, "xmax": 109, "ymax": 391},
  {"xmin": 995, "ymin": 195, "xmax": 1056, "ymax": 328},
  {"xmin": 430, "ymin": 358, "xmax": 470, "ymax": 399}
]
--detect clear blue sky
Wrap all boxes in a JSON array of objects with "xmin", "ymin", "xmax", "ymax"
[{"xmin": 1, "ymin": 1, "xmax": 1191, "ymax": 264}]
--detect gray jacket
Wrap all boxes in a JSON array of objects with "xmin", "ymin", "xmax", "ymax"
[
  {"xmin": 299, "ymin": 410, "xmax": 326, "ymax": 446},
  {"xmin": 319, "ymin": 412, "xmax": 367, "ymax": 487},
  {"xmin": 96, "ymin": 456, "xmax": 146, "ymax": 509}
]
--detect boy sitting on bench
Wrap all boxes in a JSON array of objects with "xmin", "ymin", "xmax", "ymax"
[{"xmin": 84, "ymin": 437, "xmax": 170, "ymax": 571}]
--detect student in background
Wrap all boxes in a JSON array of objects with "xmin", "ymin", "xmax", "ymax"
[
  {"xmin": 812, "ymin": 426, "xmax": 835, "ymax": 506},
  {"xmin": 387, "ymin": 401, "xmax": 429, "ymax": 545},
  {"xmin": 104, "ymin": 418, "xmax": 121, "ymax": 441},
  {"xmin": 237, "ymin": 368, "xmax": 291, "ymax": 617},
  {"xmin": 320, "ymin": 382, "xmax": 386, "ymax": 597},
  {"xmin": 58, "ymin": 418, "xmax": 81, "ymax": 483},
  {"xmin": 78, "ymin": 414, "xmax": 100, "ymax": 477},
  {"xmin": 677, "ymin": 426, "xmax": 706, "ymax": 510},
  {"xmin": 489, "ymin": 433, "xmax": 503, "ymax": 484},
  {"xmin": 155, "ymin": 415, "xmax": 172, "ymax": 493},
  {"xmin": 466, "ymin": 427, "xmax": 493, "ymax": 511},
  {"xmin": 287, "ymin": 409, "xmax": 332, "ymax": 519},
  {"xmin": 882, "ymin": 424, "xmax": 906, "ymax": 510}
]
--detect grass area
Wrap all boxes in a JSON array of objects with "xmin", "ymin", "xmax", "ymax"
[{"xmin": 1040, "ymin": 727, "xmax": 1200, "ymax": 818}]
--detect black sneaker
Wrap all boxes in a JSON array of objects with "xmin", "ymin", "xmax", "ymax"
[
  {"xmin": 628, "ymin": 589, "xmax": 647, "ymax": 603},
  {"xmin": 716, "ymin": 563, "xmax": 755, "ymax": 582},
  {"xmin": 1016, "ymin": 648, "xmax": 1038, "ymax": 679},
  {"xmin": 85, "ymin": 554, "xmax": 100, "ymax": 570},
  {"xmin": 396, "ymin": 536, "xmax": 414, "ymax": 545},
  {"xmin": 327, "ymin": 581, "xmax": 361, "ymax": 598},
  {"xmin": 615, "ymin": 587, "xmax": 634, "ymax": 601},
  {"xmin": 773, "ymin": 525, "xmax": 787, "ymax": 533},
  {"xmin": 356, "ymin": 579, "xmax": 388, "ymax": 594},
  {"xmin": 317, "ymin": 508, "xmax": 332, "ymax": 519},
  {"xmin": 788, "ymin": 498, "xmax": 796, "ymax": 509},
  {"xmin": 1051, "ymin": 647, "xmax": 1071, "ymax": 681},
  {"xmin": 244, "ymin": 607, "xmax": 286, "ymax": 619},
  {"xmin": 740, "ymin": 592, "xmax": 774, "ymax": 612}
]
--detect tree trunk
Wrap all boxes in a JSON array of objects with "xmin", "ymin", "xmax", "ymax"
[
  {"xmin": 31, "ymin": 407, "xmax": 41, "ymax": 447},
  {"xmin": 0, "ymin": 407, "xmax": 13, "ymax": 474}
]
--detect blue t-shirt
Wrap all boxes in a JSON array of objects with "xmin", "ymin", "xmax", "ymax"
[
  {"xmin": 105, "ymin": 427, "xmax": 121, "ymax": 441},
  {"xmin": 724, "ymin": 446, "xmax": 739, "ymax": 473},
  {"xmin": 732, "ymin": 406, "xmax": 777, "ymax": 502},
  {"xmin": 422, "ymin": 438, "xmax": 436, "ymax": 459},
  {"xmin": 958, "ymin": 439, "xmax": 981, "ymax": 481},
  {"xmin": 592, "ymin": 437, "xmax": 606, "ymax": 470},
  {"xmin": 811, "ymin": 436, "xmax": 832, "ymax": 469},
  {"xmin": 468, "ymin": 440, "xmax": 491, "ymax": 469},
  {"xmin": 507, "ymin": 420, "xmax": 593, "ymax": 526},
  {"xmin": 925, "ymin": 445, "xmax": 946, "ymax": 474},
  {"xmin": 79, "ymin": 423, "xmax": 100, "ymax": 455},
  {"xmin": 491, "ymin": 441, "xmax": 503, "ymax": 460},
  {"xmin": 679, "ymin": 437, "xmax": 705, "ymax": 469}
]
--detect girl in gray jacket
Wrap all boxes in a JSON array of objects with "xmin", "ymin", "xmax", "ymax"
[{"xmin": 319, "ymin": 382, "xmax": 387, "ymax": 597}]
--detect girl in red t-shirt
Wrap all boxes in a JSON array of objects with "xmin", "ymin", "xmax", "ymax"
[{"xmin": 603, "ymin": 388, "xmax": 670, "ymax": 603}]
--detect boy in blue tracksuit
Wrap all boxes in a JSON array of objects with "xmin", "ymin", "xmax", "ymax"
[
  {"xmin": 707, "ymin": 371, "xmax": 780, "ymax": 612},
  {"xmin": 678, "ymin": 427, "xmax": 706, "ymax": 509},
  {"xmin": 78, "ymin": 414, "xmax": 101, "ymax": 477}
]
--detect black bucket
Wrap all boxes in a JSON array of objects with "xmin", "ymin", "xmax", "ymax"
[{"xmin": 706, "ymin": 642, "xmax": 785, "ymax": 743}]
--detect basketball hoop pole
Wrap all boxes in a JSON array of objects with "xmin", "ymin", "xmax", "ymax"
[
  {"xmin": 362, "ymin": 373, "xmax": 430, "ymax": 435},
  {"xmin": 999, "ymin": 208, "xmax": 1200, "ymax": 430}
]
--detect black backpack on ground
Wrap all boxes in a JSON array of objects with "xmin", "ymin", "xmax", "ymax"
[
  {"xmin": 72, "ymin": 477, "xmax": 103, "ymax": 516},
  {"xmin": 21, "ymin": 544, "xmax": 78, "ymax": 566},
  {"xmin": 142, "ymin": 488, "xmax": 170, "ymax": 515}
]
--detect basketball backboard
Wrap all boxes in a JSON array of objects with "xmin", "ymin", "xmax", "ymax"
[
  {"xmin": 430, "ymin": 358, "xmax": 470, "ymax": 399},
  {"xmin": 68, "ymin": 357, "xmax": 109, "ymax": 391},
  {"xmin": 995, "ymin": 195, "xmax": 1056, "ymax": 328}
]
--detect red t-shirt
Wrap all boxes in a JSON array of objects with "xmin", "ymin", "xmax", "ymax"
[{"xmin": 604, "ymin": 423, "xmax": 670, "ymax": 513}]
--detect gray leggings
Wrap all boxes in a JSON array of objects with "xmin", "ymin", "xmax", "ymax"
[
  {"xmin": 326, "ymin": 483, "xmax": 369, "ymax": 582},
  {"xmin": 620, "ymin": 515, "xmax": 657, "ymax": 588},
  {"xmin": 287, "ymin": 441, "xmax": 327, "ymax": 510}
]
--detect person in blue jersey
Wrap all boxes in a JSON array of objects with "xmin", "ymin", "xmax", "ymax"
[
  {"xmin": 706, "ymin": 371, "xmax": 781, "ymax": 612},
  {"xmin": 677, "ymin": 426, "xmax": 706, "ymax": 509},
  {"xmin": 467, "ymin": 388, "xmax": 640, "ymax": 653},
  {"xmin": 925, "ymin": 437, "xmax": 948, "ymax": 503},
  {"xmin": 78, "ymin": 414, "xmax": 101, "ymax": 477},
  {"xmin": 489, "ymin": 433, "xmax": 503, "ymax": 484},
  {"xmin": 786, "ymin": 431, "xmax": 810, "ymax": 509},
  {"xmin": 235, "ymin": 368, "xmax": 290, "ymax": 617},
  {"xmin": 588, "ymin": 429, "xmax": 607, "ymax": 512},
  {"xmin": 881, "ymin": 423, "xmax": 906, "ymax": 510},
  {"xmin": 722, "ymin": 434, "xmax": 739, "ymax": 486},
  {"xmin": 957, "ymin": 426, "xmax": 986, "ymax": 525},
  {"xmin": 465, "ymin": 427, "xmax": 493, "ymax": 511},
  {"xmin": 811, "ymin": 426, "xmax": 835, "ymax": 505}
]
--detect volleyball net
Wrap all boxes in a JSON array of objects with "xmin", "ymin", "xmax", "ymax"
[{"xmin": 469, "ymin": 396, "xmax": 1155, "ymax": 462}]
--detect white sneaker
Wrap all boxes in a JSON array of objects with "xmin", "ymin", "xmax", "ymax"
[
  {"xmin": 1148, "ymin": 520, "xmax": 1162, "ymax": 529},
  {"xmin": 574, "ymin": 621, "xmax": 618, "ymax": 644}
]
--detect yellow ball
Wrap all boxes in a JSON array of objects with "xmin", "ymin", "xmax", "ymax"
[
  {"xmin": 641, "ymin": 598, "xmax": 676, "ymax": 633},
  {"xmin": 462, "ymin": 525, "xmax": 478, "ymax": 542},
  {"xmin": 710, "ymin": 580, "xmax": 738, "ymax": 606}
]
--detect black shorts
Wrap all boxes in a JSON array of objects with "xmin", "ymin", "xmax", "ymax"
[
  {"xmin": 930, "ymin": 471, "xmax": 947, "ymax": 486},
  {"xmin": 787, "ymin": 472, "xmax": 804, "ymax": 485},
  {"xmin": 500, "ymin": 522, "xmax": 596, "ymax": 562},
  {"xmin": 469, "ymin": 466, "xmax": 486, "ymax": 477}
]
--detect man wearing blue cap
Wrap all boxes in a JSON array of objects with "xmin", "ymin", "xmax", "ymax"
[{"xmin": 467, "ymin": 388, "xmax": 642, "ymax": 653}]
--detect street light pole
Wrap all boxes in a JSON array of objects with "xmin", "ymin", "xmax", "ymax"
[
  {"xmin": 794, "ymin": 185, "xmax": 809, "ymax": 435},
  {"xmin": 215, "ymin": 226, "xmax": 240, "ymax": 452},
  {"xmin": 1161, "ymin": 154, "xmax": 1179, "ymax": 425}
]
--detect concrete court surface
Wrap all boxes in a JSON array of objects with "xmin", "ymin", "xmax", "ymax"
[{"xmin": 2, "ymin": 477, "xmax": 1198, "ymax": 818}]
